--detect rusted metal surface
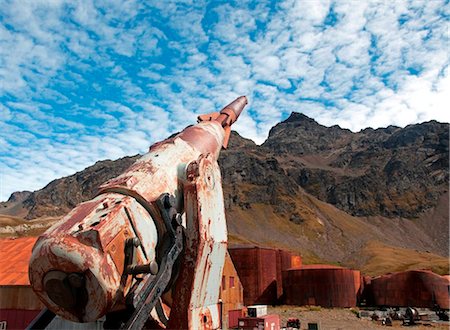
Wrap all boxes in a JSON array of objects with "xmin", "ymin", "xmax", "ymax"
[
  {"xmin": 229, "ymin": 247, "xmax": 301, "ymax": 306},
  {"xmin": 229, "ymin": 247, "xmax": 279, "ymax": 305},
  {"xmin": 283, "ymin": 266, "xmax": 361, "ymax": 307},
  {"xmin": 197, "ymin": 96, "xmax": 247, "ymax": 148},
  {"xmin": 29, "ymin": 193, "xmax": 157, "ymax": 322},
  {"xmin": 370, "ymin": 270, "xmax": 450, "ymax": 309},
  {"xmin": 167, "ymin": 154, "xmax": 227, "ymax": 330},
  {"xmin": 276, "ymin": 250, "xmax": 302, "ymax": 300},
  {"xmin": 121, "ymin": 194, "xmax": 184, "ymax": 330},
  {"xmin": 28, "ymin": 96, "xmax": 248, "ymax": 328}
]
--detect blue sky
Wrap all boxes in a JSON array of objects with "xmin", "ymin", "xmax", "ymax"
[{"xmin": 0, "ymin": 0, "xmax": 449, "ymax": 201}]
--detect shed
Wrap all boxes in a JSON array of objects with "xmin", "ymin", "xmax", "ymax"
[
  {"xmin": 0, "ymin": 237, "xmax": 43, "ymax": 329},
  {"xmin": 220, "ymin": 251, "xmax": 244, "ymax": 329}
]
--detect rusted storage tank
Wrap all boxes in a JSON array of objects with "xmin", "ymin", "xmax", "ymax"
[
  {"xmin": 371, "ymin": 270, "xmax": 450, "ymax": 309},
  {"xmin": 283, "ymin": 265, "xmax": 361, "ymax": 307},
  {"xmin": 229, "ymin": 247, "xmax": 278, "ymax": 305},
  {"xmin": 0, "ymin": 237, "xmax": 44, "ymax": 329}
]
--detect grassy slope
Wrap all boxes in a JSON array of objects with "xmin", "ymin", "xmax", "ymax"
[
  {"xmin": 358, "ymin": 241, "xmax": 449, "ymax": 276},
  {"xmin": 1, "ymin": 185, "xmax": 448, "ymax": 276},
  {"xmin": 227, "ymin": 185, "xmax": 449, "ymax": 276}
]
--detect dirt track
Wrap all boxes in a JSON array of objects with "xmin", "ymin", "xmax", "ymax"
[{"xmin": 268, "ymin": 306, "xmax": 449, "ymax": 330}]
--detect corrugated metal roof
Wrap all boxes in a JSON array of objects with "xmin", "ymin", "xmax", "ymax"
[{"xmin": 0, "ymin": 237, "xmax": 37, "ymax": 286}]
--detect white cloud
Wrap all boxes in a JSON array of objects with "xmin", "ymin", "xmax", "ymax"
[{"xmin": 0, "ymin": 0, "xmax": 449, "ymax": 201}]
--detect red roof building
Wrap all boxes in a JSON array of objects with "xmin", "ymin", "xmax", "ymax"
[{"xmin": 0, "ymin": 237, "xmax": 44, "ymax": 329}]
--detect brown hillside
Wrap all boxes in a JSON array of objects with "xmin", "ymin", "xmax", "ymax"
[{"xmin": 1, "ymin": 114, "xmax": 448, "ymax": 275}]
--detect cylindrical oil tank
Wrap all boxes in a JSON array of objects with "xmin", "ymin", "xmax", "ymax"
[
  {"xmin": 371, "ymin": 270, "xmax": 450, "ymax": 309},
  {"xmin": 283, "ymin": 265, "xmax": 361, "ymax": 307},
  {"xmin": 229, "ymin": 247, "xmax": 278, "ymax": 305}
]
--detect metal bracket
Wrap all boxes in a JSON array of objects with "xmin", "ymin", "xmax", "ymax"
[{"xmin": 119, "ymin": 193, "xmax": 183, "ymax": 330}]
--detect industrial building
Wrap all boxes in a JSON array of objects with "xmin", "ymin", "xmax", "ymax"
[
  {"xmin": 1, "ymin": 237, "xmax": 449, "ymax": 329},
  {"xmin": 219, "ymin": 251, "xmax": 244, "ymax": 329},
  {"xmin": 0, "ymin": 237, "xmax": 42, "ymax": 329}
]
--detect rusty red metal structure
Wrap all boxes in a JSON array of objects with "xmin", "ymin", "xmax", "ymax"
[
  {"xmin": 282, "ymin": 265, "xmax": 361, "ymax": 307},
  {"xmin": 277, "ymin": 250, "xmax": 302, "ymax": 272},
  {"xmin": 229, "ymin": 247, "xmax": 302, "ymax": 305},
  {"xmin": 229, "ymin": 247, "xmax": 279, "ymax": 306},
  {"xmin": 370, "ymin": 270, "xmax": 450, "ymax": 309},
  {"xmin": 28, "ymin": 97, "xmax": 248, "ymax": 329}
]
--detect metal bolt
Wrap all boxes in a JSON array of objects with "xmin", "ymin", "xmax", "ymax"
[
  {"xmin": 132, "ymin": 237, "xmax": 141, "ymax": 247},
  {"xmin": 149, "ymin": 260, "xmax": 159, "ymax": 275}
]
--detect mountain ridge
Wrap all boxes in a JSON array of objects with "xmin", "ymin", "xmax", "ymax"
[{"xmin": 1, "ymin": 113, "xmax": 448, "ymax": 275}]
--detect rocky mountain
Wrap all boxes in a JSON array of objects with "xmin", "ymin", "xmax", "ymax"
[
  {"xmin": 1, "ymin": 113, "xmax": 448, "ymax": 275},
  {"xmin": 259, "ymin": 113, "xmax": 448, "ymax": 218}
]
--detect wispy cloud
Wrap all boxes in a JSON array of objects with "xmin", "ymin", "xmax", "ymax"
[{"xmin": 0, "ymin": 0, "xmax": 448, "ymax": 200}]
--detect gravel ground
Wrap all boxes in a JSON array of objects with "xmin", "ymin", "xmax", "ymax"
[{"xmin": 267, "ymin": 306, "xmax": 450, "ymax": 330}]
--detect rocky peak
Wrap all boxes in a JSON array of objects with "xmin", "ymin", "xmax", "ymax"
[
  {"xmin": 227, "ymin": 131, "xmax": 257, "ymax": 150},
  {"xmin": 384, "ymin": 120, "xmax": 448, "ymax": 149},
  {"xmin": 284, "ymin": 112, "xmax": 318, "ymax": 124},
  {"xmin": 263, "ymin": 112, "xmax": 353, "ymax": 155},
  {"xmin": 7, "ymin": 191, "xmax": 32, "ymax": 203},
  {"xmin": 1, "ymin": 114, "xmax": 448, "ymax": 222}
]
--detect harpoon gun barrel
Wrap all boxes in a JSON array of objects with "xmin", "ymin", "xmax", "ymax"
[{"xmin": 28, "ymin": 96, "xmax": 248, "ymax": 324}]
